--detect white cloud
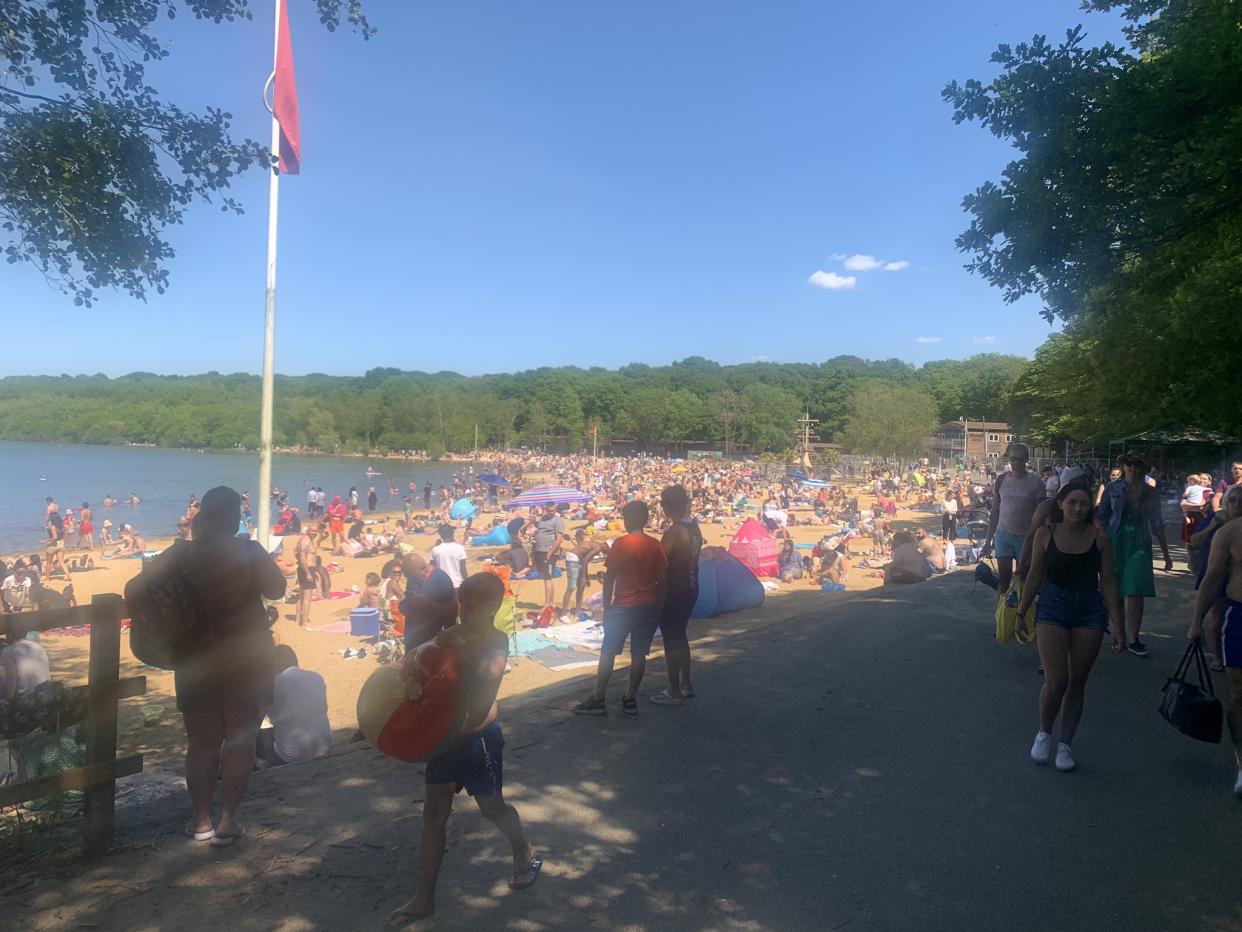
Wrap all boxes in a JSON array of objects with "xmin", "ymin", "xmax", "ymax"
[
  {"xmin": 972, "ymin": 335, "xmax": 1000, "ymax": 345},
  {"xmin": 883, "ymin": 260, "xmax": 911, "ymax": 272},
  {"xmin": 915, "ymin": 336, "xmax": 942, "ymax": 344},
  {"xmin": 843, "ymin": 254, "xmax": 883, "ymax": 272},
  {"xmin": 751, "ymin": 355, "xmax": 774, "ymax": 362},
  {"xmin": 829, "ymin": 252, "xmax": 847, "ymax": 261},
  {"xmin": 808, "ymin": 270, "xmax": 857, "ymax": 290}
]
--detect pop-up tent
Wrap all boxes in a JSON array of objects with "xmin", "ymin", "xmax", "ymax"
[
  {"xmin": 692, "ymin": 547, "xmax": 765, "ymax": 618},
  {"xmin": 729, "ymin": 518, "xmax": 779, "ymax": 577}
]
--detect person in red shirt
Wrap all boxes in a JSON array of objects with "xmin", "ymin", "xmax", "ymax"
[{"xmin": 574, "ymin": 501, "xmax": 667, "ymax": 717}]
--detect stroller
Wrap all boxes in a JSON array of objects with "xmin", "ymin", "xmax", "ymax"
[{"xmin": 959, "ymin": 510, "xmax": 991, "ymax": 565}]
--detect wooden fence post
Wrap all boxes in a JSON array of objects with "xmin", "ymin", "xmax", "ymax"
[{"xmin": 83, "ymin": 593, "xmax": 123, "ymax": 856}]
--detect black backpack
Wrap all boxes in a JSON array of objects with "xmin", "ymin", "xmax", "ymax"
[{"xmin": 124, "ymin": 541, "xmax": 208, "ymax": 670}]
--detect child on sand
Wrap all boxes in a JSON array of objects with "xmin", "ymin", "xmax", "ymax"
[
  {"xmin": 359, "ymin": 572, "xmax": 381, "ymax": 609},
  {"xmin": 388, "ymin": 573, "xmax": 541, "ymax": 926}
]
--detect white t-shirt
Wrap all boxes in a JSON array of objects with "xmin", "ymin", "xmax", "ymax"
[
  {"xmin": 1044, "ymin": 476, "xmax": 1060, "ymax": 497},
  {"xmin": 1, "ymin": 639, "xmax": 51, "ymax": 699},
  {"xmin": 1184, "ymin": 484, "xmax": 1208, "ymax": 506},
  {"xmin": 268, "ymin": 667, "xmax": 333, "ymax": 763},
  {"xmin": 2, "ymin": 574, "xmax": 32, "ymax": 610},
  {"xmin": 430, "ymin": 541, "xmax": 468, "ymax": 588}
]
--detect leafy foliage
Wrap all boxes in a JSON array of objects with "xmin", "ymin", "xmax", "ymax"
[
  {"xmin": 946, "ymin": 0, "xmax": 1242, "ymax": 443},
  {"xmin": 0, "ymin": 354, "xmax": 1023, "ymax": 454},
  {"xmin": 0, "ymin": 1, "xmax": 372, "ymax": 305},
  {"xmin": 838, "ymin": 382, "xmax": 940, "ymax": 460}
]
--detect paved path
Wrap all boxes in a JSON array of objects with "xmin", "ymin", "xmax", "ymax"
[{"xmin": 4, "ymin": 567, "xmax": 1239, "ymax": 931}]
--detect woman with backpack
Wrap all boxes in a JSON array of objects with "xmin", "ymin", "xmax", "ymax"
[
  {"xmin": 1015, "ymin": 484, "xmax": 1123, "ymax": 772},
  {"xmin": 143, "ymin": 487, "xmax": 286, "ymax": 845}
]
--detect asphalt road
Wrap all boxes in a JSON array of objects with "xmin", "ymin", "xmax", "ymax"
[{"xmin": 6, "ymin": 567, "xmax": 1240, "ymax": 931}]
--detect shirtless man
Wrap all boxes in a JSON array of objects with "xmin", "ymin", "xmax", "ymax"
[
  {"xmin": 295, "ymin": 525, "xmax": 319, "ymax": 628},
  {"xmin": 913, "ymin": 528, "xmax": 946, "ymax": 573},
  {"xmin": 1188, "ymin": 485, "xmax": 1242, "ymax": 798},
  {"xmin": 389, "ymin": 573, "xmax": 540, "ymax": 926}
]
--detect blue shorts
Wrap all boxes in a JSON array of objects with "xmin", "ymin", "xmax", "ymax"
[
  {"xmin": 993, "ymin": 528, "xmax": 1026, "ymax": 560},
  {"xmin": 1223, "ymin": 600, "xmax": 1242, "ymax": 670},
  {"xmin": 601, "ymin": 603, "xmax": 659, "ymax": 658},
  {"xmin": 1035, "ymin": 581, "xmax": 1108, "ymax": 631},
  {"xmin": 424, "ymin": 721, "xmax": 504, "ymax": 796},
  {"xmin": 565, "ymin": 560, "xmax": 582, "ymax": 591}
]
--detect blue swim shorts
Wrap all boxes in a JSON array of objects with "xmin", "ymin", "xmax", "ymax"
[
  {"xmin": 425, "ymin": 721, "xmax": 504, "ymax": 796},
  {"xmin": 1223, "ymin": 599, "xmax": 1242, "ymax": 670}
]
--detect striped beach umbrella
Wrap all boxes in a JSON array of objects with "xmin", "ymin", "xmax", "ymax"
[{"xmin": 504, "ymin": 485, "xmax": 593, "ymax": 510}]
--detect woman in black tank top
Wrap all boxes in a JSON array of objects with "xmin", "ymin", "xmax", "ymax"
[{"xmin": 1015, "ymin": 486, "xmax": 1123, "ymax": 773}]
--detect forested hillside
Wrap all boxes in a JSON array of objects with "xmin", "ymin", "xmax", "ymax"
[{"xmin": 0, "ymin": 354, "xmax": 1027, "ymax": 455}]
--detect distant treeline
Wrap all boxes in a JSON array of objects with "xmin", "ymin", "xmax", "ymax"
[{"xmin": 0, "ymin": 355, "xmax": 1028, "ymax": 455}]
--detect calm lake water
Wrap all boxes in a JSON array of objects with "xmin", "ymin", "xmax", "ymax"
[{"xmin": 0, "ymin": 441, "xmax": 471, "ymax": 554}]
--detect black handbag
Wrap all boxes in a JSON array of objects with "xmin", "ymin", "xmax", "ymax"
[{"xmin": 1159, "ymin": 641, "xmax": 1223, "ymax": 744}]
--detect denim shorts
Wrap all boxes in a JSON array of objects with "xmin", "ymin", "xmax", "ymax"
[
  {"xmin": 565, "ymin": 559, "xmax": 582, "ymax": 591},
  {"xmin": 993, "ymin": 528, "xmax": 1026, "ymax": 560},
  {"xmin": 601, "ymin": 602, "xmax": 659, "ymax": 658},
  {"xmin": 1035, "ymin": 581, "xmax": 1108, "ymax": 631}
]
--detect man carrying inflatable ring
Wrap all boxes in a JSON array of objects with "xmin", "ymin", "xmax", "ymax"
[{"xmin": 358, "ymin": 573, "xmax": 542, "ymax": 926}]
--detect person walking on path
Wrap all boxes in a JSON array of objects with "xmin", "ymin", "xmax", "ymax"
[
  {"xmin": 1188, "ymin": 485, "xmax": 1242, "ymax": 798},
  {"xmin": 148, "ymin": 486, "xmax": 287, "ymax": 845},
  {"xmin": 574, "ymin": 501, "xmax": 667, "ymax": 717},
  {"xmin": 389, "ymin": 573, "xmax": 541, "ymax": 926},
  {"xmin": 650, "ymin": 485, "xmax": 702, "ymax": 707},
  {"xmin": 984, "ymin": 444, "xmax": 1047, "ymax": 603},
  {"xmin": 1096, "ymin": 451, "xmax": 1172, "ymax": 658},
  {"xmin": 1016, "ymin": 485, "xmax": 1123, "ymax": 773}
]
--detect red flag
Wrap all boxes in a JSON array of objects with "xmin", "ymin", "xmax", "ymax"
[{"xmin": 273, "ymin": 0, "xmax": 301, "ymax": 175}]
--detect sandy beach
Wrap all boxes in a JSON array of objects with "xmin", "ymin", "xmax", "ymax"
[{"xmin": 6, "ymin": 478, "xmax": 941, "ymax": 779}]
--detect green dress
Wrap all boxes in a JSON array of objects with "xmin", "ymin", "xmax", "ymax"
[{"xmin": 1110, "ymin": 500, "xmax": 1156, "ymax": 598}]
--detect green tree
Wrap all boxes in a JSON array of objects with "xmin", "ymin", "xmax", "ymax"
[
  {"xmin": 839, "ymin": 382, "xmax": 938, "ymax": 460},
  {"xmin": 945, "ymin": 0, "xmax": 1242, "ymax": 441},
  {"xmin": 0, "ymin": 0, "xmax": 372, "ymax": 305}
]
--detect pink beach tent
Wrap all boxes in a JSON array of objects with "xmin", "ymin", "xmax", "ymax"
[{"xmin": 729, "ymin": 518, "xmax": 779, "ymax": 577}]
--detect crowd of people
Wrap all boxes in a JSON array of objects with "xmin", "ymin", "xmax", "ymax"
[{"xmin": 2, "ymin": 443, "xmax": 1241, "ymax": 923}]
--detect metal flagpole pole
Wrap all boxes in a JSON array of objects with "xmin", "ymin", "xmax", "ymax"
[{"xmin": 257, "ymin": 0, "xmax": 283, "ymax": 544}]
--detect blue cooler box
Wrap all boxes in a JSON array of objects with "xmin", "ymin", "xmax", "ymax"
[{"xmin": 349, "ymin": 607, "xmax": 380, "ymax": 637}]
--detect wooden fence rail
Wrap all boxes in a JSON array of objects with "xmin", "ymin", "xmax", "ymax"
[{"xmin": 1, "ymin": 594, "xmax": 144, "ymax": 856}]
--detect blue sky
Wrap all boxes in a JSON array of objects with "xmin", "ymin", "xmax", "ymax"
[{"xmin": 5, "ymin": 1, "xmax": 1124, "ymax": 377}]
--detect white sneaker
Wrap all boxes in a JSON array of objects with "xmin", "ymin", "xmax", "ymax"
[
  {"xmin": 1030, "ymin": 732, "xmax": 1052, "ymax": 765},
  {"xmin": 1233, "ymin": 770, "xmax": 1242, "ymax": 799},
  {"xmin": 1055, "ymin": 743, "xmax": 1076, "ymax": 772}
]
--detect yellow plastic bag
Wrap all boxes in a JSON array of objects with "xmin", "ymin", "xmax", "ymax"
[{"xmin": 995, "ymin": 577, "xmax": 1036, "ymax": 645}]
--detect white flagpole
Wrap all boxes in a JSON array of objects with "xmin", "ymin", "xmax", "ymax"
[{"xmin": 257, "ymin": 0, "xmax": 283, "ymax": 544}]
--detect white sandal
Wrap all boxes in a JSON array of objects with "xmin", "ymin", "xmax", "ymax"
[{"xmin": 649, "ymin": 689, "xmax": 684, "ymax": 706}]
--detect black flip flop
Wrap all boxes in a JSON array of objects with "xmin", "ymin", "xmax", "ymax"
[{"xmin": 509, "ymin": 855, "xmax": 544, "ymax": 890}]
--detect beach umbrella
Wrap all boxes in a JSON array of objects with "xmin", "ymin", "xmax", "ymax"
[
  {"xmin": 476, "ymin": 473, "xmax": 512, "ymax": 488},
  {"xmin": 787, "ymin": 469, "xmax": 811, "ymax": 481},
  {"xmin": 504, "ymin": 485, "xmax": 593, "ymax": 510}
]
